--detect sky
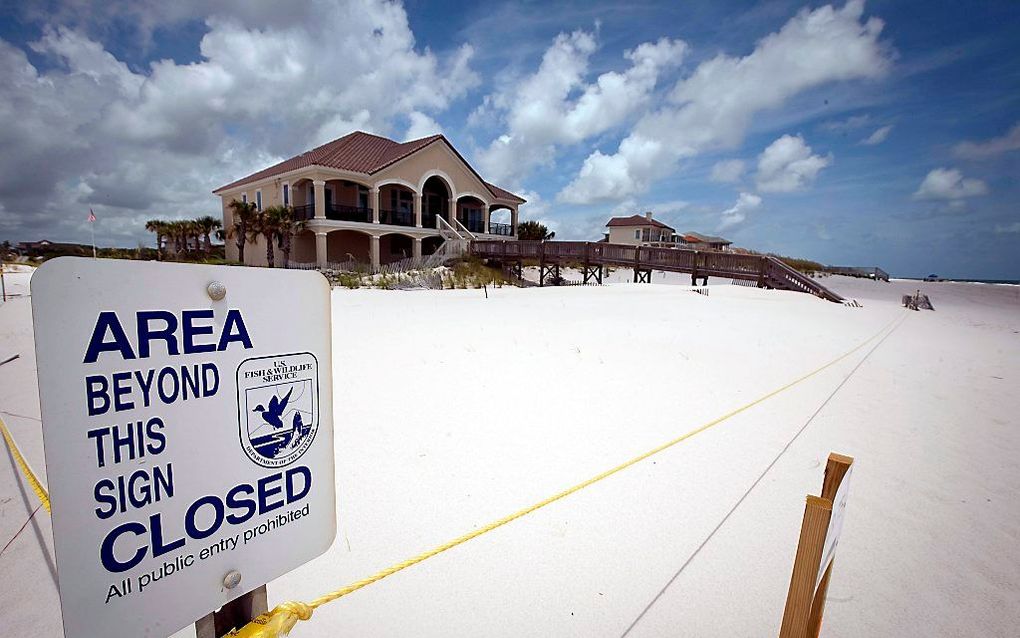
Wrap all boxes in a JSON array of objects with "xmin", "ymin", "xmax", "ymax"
[{"xmin": 0, "ymin": 0, "xmax": 1017, "ymax": 279}]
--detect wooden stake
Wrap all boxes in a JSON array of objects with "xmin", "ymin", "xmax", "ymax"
[
  {"xmin": 779, "ymin": 496, "xmax": 831, "ymax": 638},
  {"xmin": 779, "ymin": 453, "xmax": 854, "ymax": 638}
]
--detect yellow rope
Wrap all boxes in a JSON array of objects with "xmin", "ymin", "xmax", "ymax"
[
  {"xmin": 0, "ymin": 415, "xmax": 50, "ymax": 514},
  {"xmin": 230, "ymin": 313, "xmax": 907, "ymax": 637}
]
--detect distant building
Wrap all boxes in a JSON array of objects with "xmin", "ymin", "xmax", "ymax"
[
  {"xmin": 675, "ymin": 232, "xmax": 732, "ymax": 251},
  {"xmin": 605, "ymin": 212, "xmax": 677, "ymax": 247},
  {"xmin": 16, "ymin": 239, "xmax": 94, "ymax": 256},
  {"xmin": 602, "ymin": 214, "xmax": 733, "ymax": 251}
]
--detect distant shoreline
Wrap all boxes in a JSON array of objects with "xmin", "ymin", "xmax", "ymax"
[{"xmin": 892, "ymin": 277, "xmax": 1019, "ymax": 286}]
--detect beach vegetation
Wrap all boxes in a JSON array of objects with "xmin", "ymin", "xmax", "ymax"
[{"xmin": 516, "ymin": 220, "xmax": 556, "ymax": 241}]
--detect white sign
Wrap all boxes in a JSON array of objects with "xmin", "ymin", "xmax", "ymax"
[
  {"xmin": 31, "ymin": 258, "xmax": 336, "ymax": 638},
  {"xmin": 816, "ymin": 463, "xmax": 853, "ymax": 589}
]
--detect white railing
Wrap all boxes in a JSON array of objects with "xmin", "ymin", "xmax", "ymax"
[{"xmin": 454, "ymin": 218, "xmax": 477, "ymax": 240}]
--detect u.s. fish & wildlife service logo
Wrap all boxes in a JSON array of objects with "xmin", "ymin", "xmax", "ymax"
[{"xmin": 236, "ymin": 353, "xmax": 319, "ymax": 468}]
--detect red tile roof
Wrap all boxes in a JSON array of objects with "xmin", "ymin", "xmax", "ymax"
[
  {"xmin": 606, "ymin": 214, "xmax": 675, "ymax": 231},
  {"xmin": 484, "ymin": 181, "xmax": 526, "ymax": 203},
  {"xmin": 214, "ymin": 131, "xmax": 525, "ymax": 203}
]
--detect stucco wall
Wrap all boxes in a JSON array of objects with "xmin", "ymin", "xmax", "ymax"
[
  {"xmin": 608, "ymin": 226, "xmax": 645, "ymax": 245},
  {"xmin": 375, "ymin": 141, "xmax": 490, "ymax": 201}
]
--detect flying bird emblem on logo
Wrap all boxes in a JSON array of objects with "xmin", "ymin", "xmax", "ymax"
[{"xmin": 252, "ymin": 387, "xmax": 293, "ymax": 429}]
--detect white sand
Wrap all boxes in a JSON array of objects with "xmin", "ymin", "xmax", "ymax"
[{"xmin": 1, "ymin": 269, "xmax": 1018, "ymax": 637}]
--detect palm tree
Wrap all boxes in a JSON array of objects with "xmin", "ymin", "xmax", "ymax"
[
  {"xmin": 516, "ymin": 220, "xmax": 555, "ymax": 240},
  {"xmin": 227, "ymin": 200, "xmax": 258, "ymax": 264},
  {"xmin": 145, "ymin": 220, "xmax": 169, "ymax": 260},
  {"xmin": 164, "ymin": 221, "xmax": 183, "ymax": 254},
  {"xmin": 265, "ymin": 205, "xmax": 300, "ymax": 267},
  {"xmin": 195, "ymin": 215, "xmax": 221, "ymax": 253},
  {"xmin": 249, "ymin": 209, "xmax": 278, "ymax": 268}
]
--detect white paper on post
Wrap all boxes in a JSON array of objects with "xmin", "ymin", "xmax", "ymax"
[
  {"xmin": 31, "ymin": 258, "xmax": 336, "ymax": 638},
  {"xmin": 816, "ymin": 463, "xmax": 852, "ymax": 590}
]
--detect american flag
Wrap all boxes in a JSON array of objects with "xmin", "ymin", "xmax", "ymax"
[{"xmin": 88, "ymin": 208, "xmax": 96, "ymax": 222}]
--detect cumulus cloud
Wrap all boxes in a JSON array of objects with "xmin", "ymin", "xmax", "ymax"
[
  {"xmin": 476, "ymin": 31, "xmax": 687, "ymax": 187},
  {"xmin": 0, "ymin": 0, "xmax": 477, "ymax": 244},
  {"xmin": 558, "ymin": 0, "xmax": 889, "ymax": 204},
  {"xmin": 913, "ymin": 168, "xmax": 989, "ymax": 200},
  {"xmin": 860, "ymin": 124, "xmax": 893, "ymax": 145},
  {"xmin": 710, "ymin": 159, "xmax": 745, "ymax": 183},
  {"xmin": 953, "ymin": 122, "xmax": 1020, "ymax": 159},
  {"xmin": 404, "ymin": 112, "xmax": 444, "ymax": 141},
  {"xmin": 755, "ymin": 135, "xmax": 832, "ymax": 193},
  {"xmin": 718, "ymin": 192, "xmax": 762, "ymax": 230}
]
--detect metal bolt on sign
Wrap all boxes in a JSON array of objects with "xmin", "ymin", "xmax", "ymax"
[{"xmin": 207, "ymin": 281, "xmax": 227, "ymax": 301}]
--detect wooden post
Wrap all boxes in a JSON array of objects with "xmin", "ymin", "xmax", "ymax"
[
  {"xmin": 779, "ymin": 453, "xmax": 853, "ymax": 638},
  {"xmin": 195, "ymin": 585, "xmax": 268, "ymax": 638}
]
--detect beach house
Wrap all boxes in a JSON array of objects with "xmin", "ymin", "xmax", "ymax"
[
  {"xmin": 676, "ymin": 232, "xmax": 733, "ymax": 251},
  {"xmin": 213, "ymin": 131, "xmax": 525, "ymax": 269},
  {"xmin": 605, "ymin": 213, "xmax": 678, "ymax": 247}
]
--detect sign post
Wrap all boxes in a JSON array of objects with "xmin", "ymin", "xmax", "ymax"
[
  {"xmin": 31, "ymin": 258, "xmax": 336, "ymax": 638},
  {"xmin": 779, "ymin": 453, "xmax": 853, "ymax": 638}
]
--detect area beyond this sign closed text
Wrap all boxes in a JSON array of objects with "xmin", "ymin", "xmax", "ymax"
[{"xmin": 31, "ymin": 258, "xmax": 336, "ymax": 638}]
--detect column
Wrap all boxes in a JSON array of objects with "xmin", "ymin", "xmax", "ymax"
[
  {"xmin": 484, "ymin": 207, "xmax": 490, "ymax": 235},
  {"xmin": 313, "ymin": 180, "xmax": 326, "ymax": 219},
  {"xmin": 371, "ymin": 187, "xmax": 380, "ymax": 224},
  {"xmin": 413, "ymin": 193, "xmax": 422, "ymax": 228},
  {"xmin": 448, "ymin": 198, "xmax": 458, "ymax": 227},
  {"xmin": 413, "ymin": 237, "xmax": 422, "ymax": 260},
  {"xmin": 315, "ymin": 232, "xmax": 327, "ymax": 267},
  {"xmin": 370, "ymin": 235, "xmax": 380, "ymax": 270},
  {"xmin": 510, "ymin": 206, "xmax": 519, "ymax": 237}
]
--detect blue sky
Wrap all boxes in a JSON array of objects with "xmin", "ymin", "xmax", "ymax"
[{"xmin": 0, "ymin": 0, "xmax": 1017, "ymax": 278}]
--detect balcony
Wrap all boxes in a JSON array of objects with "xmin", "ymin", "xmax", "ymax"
[
  {"xmin": 379, "ymin": 208, "xmax": 415, "ymax": 227},
  {"xmin": 327, "ymin": 203, "xmax": 372, "ymax": 223},
  {"xmin": 291, "ymin": 203, "xmax": 372, "ymax": 223},
  {"xmin": 488, "ymin": 222, "xmax": 513, "ymax": 236}
]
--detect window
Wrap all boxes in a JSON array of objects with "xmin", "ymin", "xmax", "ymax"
[
  {"xmin": 282, "ymin": 183, "xmax": 289, "ymax": 206},
  {"xmin": 255, "ymin": 190, "xmax": 262, "ymax": 211},
  {"xmin": 634, "ymin": 230, "xmax": 640, "ymax": 240},
  {"xmin": 357, "ymin": 186, "xmax": 369, "ymax": 209},
  {"xmin": 241, "ymin": 193, "xmax": 247, "ymax": 204},
  {"xmin": 390, "ymin": 189, "xmax": 413, "ymax": 213}
]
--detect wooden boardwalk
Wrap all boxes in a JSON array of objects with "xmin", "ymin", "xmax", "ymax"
[
  {"xmin": 470, "ymin": 240, "xmax": 844, "ymax": 303},
  {"xmin": 827, "ymin": 266, "xmax": 890, "ymax": 281}
]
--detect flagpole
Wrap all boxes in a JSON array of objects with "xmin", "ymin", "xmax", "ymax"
[{"xmin": 88, "ymin": 208, "xmax": 97, "ymax": 258}]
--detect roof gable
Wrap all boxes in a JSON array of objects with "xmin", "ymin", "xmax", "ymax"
[
  {"xmin": 606, "ymin": 215, "xmax": 675, "ymax": 231},
  {"xmin": 683, "ymin": 231, "xmax": 731, "ymax": 244}
]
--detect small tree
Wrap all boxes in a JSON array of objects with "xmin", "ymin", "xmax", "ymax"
[
  {"xmin": 195, "ymin": 215, "xmax": 221, "ymax": 253},
  {"xmin": 516, "ymin": 220, "xmax": 555, "ymax": 240},
  {"xmin": 144, "ymin": 220, "xmax": 168, "ymax": 260},
  {"xmin": 266, "ymin": 205, "xmax": 300, "ymax": 267},
  {"xmin": 250, "ymin": 209, "xmax": 278, "ymax": 268},
  {"xmin": 227, "ymin": 200, "xmax": 258, "ymax": 264}
]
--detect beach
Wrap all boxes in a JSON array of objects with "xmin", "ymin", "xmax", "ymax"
[{"xmin": 1, "ymin": 269, "xmax": 1018, "ymax": 637}]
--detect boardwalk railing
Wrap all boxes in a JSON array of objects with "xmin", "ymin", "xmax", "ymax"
[{"xmin": 470, "ymin": 240, "xmax": 844, "ymax": 303}]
